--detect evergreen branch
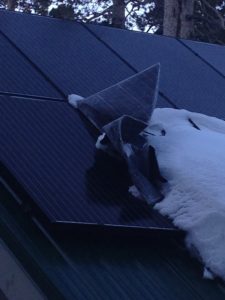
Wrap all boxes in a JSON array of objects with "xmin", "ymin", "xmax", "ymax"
[
  {"xmin": 85, "ymin": 5, "xmax": 113, "ymax": 22},
  {"xmin": 201, "ymin": 0, "xmax": 224, "ymax": 29}
]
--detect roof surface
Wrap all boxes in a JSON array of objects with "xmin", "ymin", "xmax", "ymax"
[{"xmin": 1, "ymin": 9, "xmax": 225, "ymax": 299}]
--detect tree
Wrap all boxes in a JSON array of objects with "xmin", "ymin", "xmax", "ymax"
[
  {"xmin": 163, "ymin": 0, "xmax": 195, "ymax": 39},
  {"xmin": 194, "ymin": 0, "xmax": 225, "ymax": 44},
  {"xmin": 163, "ymin": 0, "xmax": 225, "ymax": 43},
  {"xmin": 112, "ymin": 0, "xmax": 126, "ymax": 28}
]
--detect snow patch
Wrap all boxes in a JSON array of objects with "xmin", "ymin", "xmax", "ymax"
[
  {"xmin": 123, "ymin": 143, "xmax": 133, "ymax": 158},
  {"xmin": 203, "ymin": 268, "xmax": 215, "ymax": 280},
  {"xmin": 147, "ymin": 108, "xmax": 225, "ymax": 281},
  {"xmin": 95, "ymin": 133, "xmax": 108, "ymax": 151},
  {"xmin": 68, "ymin": 94, "xmax": 84, "ymax": 108},
  {"xmin": 128, "ymin": 185, "xmax": 141, "ymax": 199}
]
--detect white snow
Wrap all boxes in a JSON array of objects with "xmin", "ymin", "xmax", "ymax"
[
  {"xmin": 128, "ymin": 185, "xmax": 142, "ymax": 199},
  {"xmin": 147, "ymin": 108, "xmax": 225, "ymax": 281},
  {"xmin": 203, "ymin": 267, "xmax": 215, "ymax": 280},
  {"xmin": 96, "ymin": 133, "xmax": 108, "ymax": 151},
  {"xmin": 68, "ymin": 94, "xmax": 84, "ymax": 108},
  {"xmin": 123, "ymin": 143, "xmax": 133, "ymax": 158}
]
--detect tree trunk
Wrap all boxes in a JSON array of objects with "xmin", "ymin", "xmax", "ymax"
[
  {"xmin": 179, "ymin": 0, "xmax": 194, "ymax": 39},
  {"xmin": 163, "ymin": 0, "xmax": 180, "ymax": 37},
  {"xmin": 6, "ymin": 0, "xmax": 17, "ymax": 10},
  {"xmin": 112, "ymin": 0, "xmax": 125, "ymax": 29},
  {"xmin": 163, "ymin": 0, "xmax": 195, "ymax": 39}
]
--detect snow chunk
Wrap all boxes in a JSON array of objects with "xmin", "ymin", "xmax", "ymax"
[
  {"xmin": 68, "ymin": 94, "xmax": 84, "ymax": 108},
  {"xmin": 95, "ymin": 133, "xmax": 107, "ymax": 151},
  {"xmin": 123, "ymin": 143, "xmax": 133, "ymax": 158},
  {"xmin": 147, "ymin": 108, "xmax": 225, "ymax": 281},
  {"xmin": 203, "ymin": 268, "xmax": 215, "ymax": 280},
  {"xmin": 128, "ymin": 185, "xmax": 141, "ymax": 199}
]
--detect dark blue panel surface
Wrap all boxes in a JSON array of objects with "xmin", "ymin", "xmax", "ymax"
[
  {"xmin": 89, "ymin": 25, "xmax": 225, "ymax": 119},
  {"xmin": 0, "ymin": 11, "xmax": 136, "ymax": 97},
  {"xmin": 157, "ymin": 94, "xmax": 173, "ymax": 108},
  {"xmin": 0, "ymin": 33, "xmax": 61, "ymax": 98},
  {"xmin": 1, "ymin": 96, "xmax": 174, "ymax": 230},
  {"xmin": 183, "ymin": 39, "xmax": 225, "ymax": 76},
  {"xmin": 0, "ymin": 10, "xmax": 175, "ymax": 108}
]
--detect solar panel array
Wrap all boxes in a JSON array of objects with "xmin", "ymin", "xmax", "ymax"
[
  {"xmin": 89, "ymin": 24, "xmax": 225, "ymax": 118},
  {"xmin": 1, "ymin": 10, "xmax": 225, "ymax": 232}
]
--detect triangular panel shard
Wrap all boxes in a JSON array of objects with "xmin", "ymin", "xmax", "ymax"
[
  {"xmin": 69, "ymin": 63, "xmax": 160, "ymax": 130},
  {"xmin": 69, "ymin": 64, "xmax": 162, "ymax": 205}
]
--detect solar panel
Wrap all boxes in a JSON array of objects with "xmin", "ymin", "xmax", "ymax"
[
  {"xmin": 88, "ymin": 25, "xmax": 225, "ymax": 119},
  {"xmin": 183, "ymin": 39, "xmax": 225, "ymax": 77},
  {"xmin": 1, "ymin": 95, "xmax": 175, "ymax": 231},
  {"xmin": 0, "ymin": 10, "xmax": 174, "ymax": 110},
  {"xmin": 0, "ymin": 11, "xmax": 134, "ymax": 97},
  {"xmin": 0, "ymin": 33, "xmax": 61, "ymax": 98}
]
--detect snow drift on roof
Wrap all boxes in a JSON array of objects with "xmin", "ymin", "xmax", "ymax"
[{"xmin": 148, "ymin": 108, "xmax": 225, "ymax": 280}]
